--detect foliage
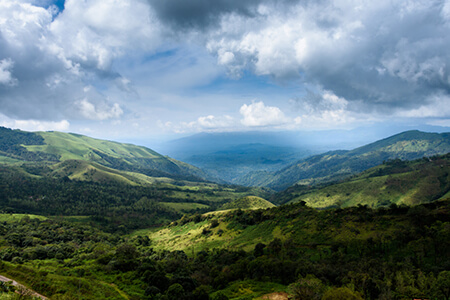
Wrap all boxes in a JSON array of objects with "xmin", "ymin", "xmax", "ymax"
[
  {"xmin": 0, "ymin": 164, "xmax": 270, "ymax": 232},
  {"xmin": 0, "ymin": 199, "xmax": 448, "ymax": 299}
]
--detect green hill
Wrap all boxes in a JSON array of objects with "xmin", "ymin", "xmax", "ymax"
[
  {"xmin": 274, "ymin": 153, "xmax": 450, "ymax": 207},
  {"xmin": 50, "ymin": 159, "xmax": 171, "ymax": 185},
  {"xmin": 220, "ymin": 196, "xmax": 275, "ymax": 210},
  {"xmin": 0, "ymin": 126, "xmax": 209, "ymax": 182},
  {"xmin": 241, "ymin": 130, "xmax": 450, "ymax": 190}
]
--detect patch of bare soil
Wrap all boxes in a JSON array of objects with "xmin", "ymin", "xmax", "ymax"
[
  {"xmin": 260, "ymin": 291, "xmax": 290, "ymax": 300},
  {"xmin": 0, "ymin": 274, "xmax": 48, "ymax": 299}
]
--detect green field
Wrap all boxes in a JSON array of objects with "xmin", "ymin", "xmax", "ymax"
[{"xmin": 0, "ymin": 214, "xmax": 47, "ymax": 222}]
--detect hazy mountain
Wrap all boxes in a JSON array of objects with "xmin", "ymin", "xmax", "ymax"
[
  {"xmin": 157, "ymin": 126, "xmax": 450, "ymax": 185},
  {"xmin": 240, "ymin": 130, "xmax": 450, "ymax": 190}
]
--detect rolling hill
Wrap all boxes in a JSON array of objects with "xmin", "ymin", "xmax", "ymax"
[
  {"xmin": 240, "ymin": 130, "xmax": 450, "ymax": 190},
  {"xmin": 0, "ymin": 126, "xmax": 209, "ymax": 182},
  {"xmin": 274, "ymin": 153, "xmax": 450, "ymax": 207},
  {"xmin": 220, "ymin": 196, "xmax": 276, "ymax": 210}
]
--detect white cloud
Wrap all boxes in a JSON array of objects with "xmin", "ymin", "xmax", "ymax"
[
  {"xmin": 159, "ymin": 115, "xmax": 235, "ymax": 133},
  {"xmin": 205, "ymin": 0, "xmax": 450, "ymax": 114},
  {"xmin": 240, "ymin": 101, "xmax": 288, "ymax": 127},
  {"xmin": 0, "ymin": 114, "xmax": 70, "ymax": 132},
  {"xmin": 398, "ymin": 93, "xmax": 450, "ymax": 118},
  {"xmin": 0, "ymin": 0, "xmax": 161, "ymax": 122},
  {"xmin": 0, "ymin": 58, "xmax": 17, "ymax": 86},
  {"xmin": 49, "ymin": 0, "xmax": 162, "ymax": 71},
  {"xmin": 290, "ymin": 90, "xmax": 365, "ymax": 129},
  {"xmin": 77, "ymin": 98, "xmax": 123, "ymax": 121},
  {"xmin": 197, "ymin": 115, "xmax": 234, "ymax": 129}
]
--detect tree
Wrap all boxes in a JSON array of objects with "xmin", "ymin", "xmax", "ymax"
[
  {"xmin": 253, "ymin": 243, "xmax": 266, "ymax": 257},
  {"xmin": 288, "ymin": 274, "xmax": 325, "ymax": 300},
  {"xmin": 166, "ymin": 283, "xmax": 185, "ymax": 300},
  {"xmin": 212, "ymin": 291, "xmax": 229, "ymax": 300},
  {"xmin": 436, "ymin": 271, "xmax": 450, "ymax": 300}
]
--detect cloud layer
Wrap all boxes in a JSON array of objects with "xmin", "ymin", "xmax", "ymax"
[{"xmin": 1, "ymin": 0, "xmax": 450, "ymax": 135}]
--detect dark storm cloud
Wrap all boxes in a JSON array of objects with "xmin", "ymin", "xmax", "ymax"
[{"xmin": 147, "ymin": 0, "xmax": 301, "ymax": 31}]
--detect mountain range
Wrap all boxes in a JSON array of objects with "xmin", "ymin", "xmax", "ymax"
[{"xmin": 2, "ymin": 126, "xmax": 450, "ymax": 194}]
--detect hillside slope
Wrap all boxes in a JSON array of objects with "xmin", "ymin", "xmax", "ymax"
[
  {"xmin": 0, "ymin": 126, "xmax": 209, "ymax": 182},
  {"xmin": 241, "ymin": 130, "xmax": 450, "ymax": 190},
  {"xmin": 220, "ymin": 196, "xmax": 276, "ymax": 210},
  {"xmin": 273, "ymin": 153, "xmax": 450, "ymax": 207}
]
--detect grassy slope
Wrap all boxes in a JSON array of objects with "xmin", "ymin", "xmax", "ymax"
[
  {"xmin": 50, "ymin": 159, "xmax": 176, "ymax": 186},
  {"xmin": 145, "ymin": 155, "xmax": 450, "ymax": 252},
  {"xmin": 0, "ymin": 128, "xmax": 208, "ymax": 182},
  {"xmin": 0, "ymin": 214, "xmax": 47, "ymax": 222},
  {"xmin": 281, "ymin": 154, "xmax": 450, "ymax": 208},
  {"xmin": 145, "ymin": 198, "xmax": 450, "ymax": 254},
  {"xmin": 220, "ymin": 196, "xmax": 276, "ymax": 210},
  {"xmin": 242, "ymin": 130, "xmax": 450, "ymax": 190},
  {"xmin": 27, "ymin": 131, "xmax": 160, "ymax": 161}
]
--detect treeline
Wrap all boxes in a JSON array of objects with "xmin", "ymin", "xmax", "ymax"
[
  {"xmin": 0, "ymin": 167, "xmax": 182, "ymax": 231},
  {"xmin": 0, "ymin": 127, "xmax": 60, "ymax": 162},
  {"xmin": 0, "ymin": 165, "xmax": 239, "ymax": 232},
  {"xmin": 1, "ymin": 200, "xmax": 449, "ymax": 299}
]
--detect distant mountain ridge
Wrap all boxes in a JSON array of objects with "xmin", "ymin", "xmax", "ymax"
[
  {"xmin": 0, "ymin": 126, "xmax": 209, "ymax": 182},
  {"xmin": 240, "ymin": 130, "xmax": 450, "ymax": 190}
]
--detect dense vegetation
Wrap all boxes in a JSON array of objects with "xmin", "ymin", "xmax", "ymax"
[
  {"xmin": 0, "ymin": 127, "xmax": 59, "ymax": 162},
  {"xmin": 0, "ymin": 200, "xmax": 449, "ymax": 299},
  {"xmin": 0, "ymin": 163, "xmax": 271, "ymax": 233}
]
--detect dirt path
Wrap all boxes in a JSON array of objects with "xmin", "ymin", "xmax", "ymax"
[{"xmin": 0, "ymin": 274, "xmax": 48, "ymax": 299}]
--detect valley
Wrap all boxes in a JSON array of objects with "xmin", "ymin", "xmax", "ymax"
[{"xmin": 0, "ymin": 126, "xmax": 450, "ymax": 299}]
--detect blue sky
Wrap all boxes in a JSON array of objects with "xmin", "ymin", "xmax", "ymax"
[{"xmin": 1, "ymin": 0, "xmax": 450, "ymax": 146}]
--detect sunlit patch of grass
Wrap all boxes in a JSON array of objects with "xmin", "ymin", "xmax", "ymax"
[
  {"xmin": 212, "ymin": 280, "xmax": 287, "ymax": 300},
  {"xmin": 0, "ymin": 214, "xmax": 47, "ymax": 222}
]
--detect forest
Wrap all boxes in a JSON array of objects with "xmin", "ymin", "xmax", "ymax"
[{"xmin": 0, "ymin": 200, "xmax": 449, "ymax": 299}]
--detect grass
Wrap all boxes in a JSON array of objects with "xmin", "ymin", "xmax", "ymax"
[
  {"xmin": 0, "ymin": 157, "xmax": 22, "ymax": 164},
  {"xmin": 26, "ymin": 131, "xmax": 160, "ymax": 161},
  {"xmin": 160, "ymin": 202, "xmax": 209, "ymax": 212},
  {"xmin": 146, "ymin": 214, "xmax": 281, "ymax": 253},
  {"xmin": 285, "ymin": 156, "xmax": 450, "ymax": 208},
  {"xmin": 221, "ymin": 196, "xmax": 276, "ymax": 210},
  {"xmin": 211, "ymin": 280, "xmax": 287, "ymax": 300},
  {"xmin": 144, "ymin": 197, "xmax": 421, "ymax": 255},
  {"xmin": 0, "ymin": 260, "xmax": 132, "ymax": 300},
  {"xmin": 0, "ymin": 214, "xmax": 47, "ymax": 222}
]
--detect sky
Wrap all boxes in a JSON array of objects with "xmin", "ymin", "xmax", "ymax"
[{"xmin": 1, "ymin": 0, "xmax": 450, "ymax": 146}]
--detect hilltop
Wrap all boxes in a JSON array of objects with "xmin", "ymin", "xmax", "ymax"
[
  {"xmin": 220, "ymin": 196, "xmax": 276, "ymax": 210},
  {"xmin": 0, "ymin": 126, "xmax": 209, "ymax": 182}
]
